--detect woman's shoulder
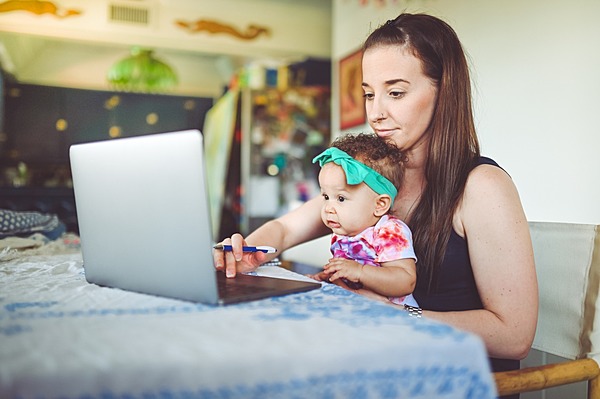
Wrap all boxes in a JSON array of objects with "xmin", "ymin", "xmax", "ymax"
[
  {"xmin": 476, "ymin": 156, "xmax": 501, "ymax": 168},
  {"xmin": 467, "ymin": 156, "xmax": 512, "ymax": 187},
  {"xmin": 456, "ymin": 157, "xmax": 523, "ymax": 233}
]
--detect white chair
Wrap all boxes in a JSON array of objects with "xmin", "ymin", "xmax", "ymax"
[
  {"xmin": 280, "ymin": 235, "xmax": 331, "ymax": 271},
  {"xmin": 494, "ymin": 222, "xmax": 600, "ymax": 398}
]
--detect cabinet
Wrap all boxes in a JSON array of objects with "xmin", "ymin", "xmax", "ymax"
[
  {"xmin": 2, "ymin": 83, "xmax": 213, "ymax": 166},
  {"xmin": 105, "ymin": 92, "xmax": 211, "ymax": 140},
  {"xmin": 1, "ymin": 83, "xmax": 214, "ymax": 233},
  {"xmin": 4, "ymin": 84, "xmax": 66, "ymax": 163},
  {"xmin": 63, "ymin": 88, "xmax": 114, "ymax": 145}
]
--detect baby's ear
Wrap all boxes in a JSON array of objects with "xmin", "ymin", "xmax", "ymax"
[{"xmin": 374, "ymin": 195, "xmax": 392, "ymax": 217}]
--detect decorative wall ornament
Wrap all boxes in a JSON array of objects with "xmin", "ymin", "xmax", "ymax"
[
  {"xmin": 107, "ymin": 47, "xmax": 178, "ymax": 93},
  {"xmin": 357, "ymin": 0, "xmax": 400, "ymax": 7},
  {"xmin": 355, "ymin": 0, "xmax": 425, "ymax": 8},
  {"xmin": 0, "ymin": 0, "xmax": 81, "ymax": 18},
  {"xmin": 339, "ymin": 49, "xmax": 365, "ymax": 130},
  {"xmin": 175, "ymin": 18, "xmax": 271, "ymax": 41}
]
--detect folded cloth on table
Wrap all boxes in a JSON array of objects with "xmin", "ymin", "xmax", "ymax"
[
  {"xmin": 0, "ymin": 209, "xmax": 66, "ymax": 240},
  {"xmin": 0, "ymin": 236, "xmax": 44, "ymax": 251},
  {"xmin": 0, "ymin": 232, "xmax": 80, "ymax": 262}
]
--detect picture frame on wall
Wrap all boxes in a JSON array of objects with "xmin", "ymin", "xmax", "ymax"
[{"xmin": 339, "ymin": 49, "xmax": 365, "ymax": 130}]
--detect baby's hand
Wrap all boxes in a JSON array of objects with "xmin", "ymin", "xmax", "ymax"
[
  {"xmin": 306, "ymin": 270, "xmax": 330, "ymax": 282},
  {"xmin": 323, "ymin": 258, "xmax": 364, "ymax": 284}
]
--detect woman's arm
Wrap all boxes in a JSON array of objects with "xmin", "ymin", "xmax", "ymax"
[
  {"xmin": 424, "ymin": 164, "xmax": 538, "ymax": 360},
  {"xmin": 214, "ymin": 196, "xmax": 330, "ymax": 277}
]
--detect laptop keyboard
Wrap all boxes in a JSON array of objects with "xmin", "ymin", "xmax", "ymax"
[{"xmin": 216, "ymin": 272, "xmax": 272, "ymax": 297}]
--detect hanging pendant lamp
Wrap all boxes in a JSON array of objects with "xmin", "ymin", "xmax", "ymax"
[{"xmin": 107, "ymin": 47, "xmax": 178, "ymax": 92}]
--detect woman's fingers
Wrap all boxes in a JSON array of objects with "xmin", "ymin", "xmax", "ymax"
[
  {"xmin": 213, "ymin": 235, "xmax": 242, "ymax": 278},
  {"xmin": 214, "ymin": 234, "xmax": 271, "ymax": 278},
  {"xmin": 213, "ymin": 237, "xmax": 231, "ymax": 271},
  {"xmin": 230, "ymin": 233, "xmax": 245, "ymax": 262}
]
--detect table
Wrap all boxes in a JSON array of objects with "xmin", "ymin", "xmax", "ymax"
[{"xmin": 0, "ymin": 249, "xmax": 497, "ymax": 398}]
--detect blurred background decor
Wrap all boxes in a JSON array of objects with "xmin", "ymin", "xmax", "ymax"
[
  {"xmin": 107, "ymin": 47, "xmax": 178, "ymax": 93},
  {"xmin": 338, "ymin": 49, "xmax": 364, "ymax": 130},
  {"xmin": 0, "ymin": 0, "xmax": 81, "ymax": 18},
  {"xmin": 174, "ymin": 18, "xmax": 271, "ymax": 41}
]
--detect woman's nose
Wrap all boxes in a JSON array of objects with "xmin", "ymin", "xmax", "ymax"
[{"xmin": 368, "ymin": 105, "xmax": 386, "ymax": 123}]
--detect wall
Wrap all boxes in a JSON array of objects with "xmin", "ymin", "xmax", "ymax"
[
  {"xmin": 0, "ymin": 37, "xmax": 228, "ymax": 97},
  {"xmin": 0, "ymin": 0, "xmax": 331, "ymax": 98},
  {"xmin": 0, "ymin": 0, "xmax": 331, "ymax": 58},
  {"xmin": 332, "ymin": 0, "xmax": 600, "ymax": 225}
]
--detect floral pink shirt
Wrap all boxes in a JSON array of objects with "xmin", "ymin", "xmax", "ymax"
[
  {"xmin": 330, "ymin": 214, "xmax": 416, "ymax": 266},
  {"xmin": 330, "ymin": 214, "xmax": 417, "ymax": 306}
]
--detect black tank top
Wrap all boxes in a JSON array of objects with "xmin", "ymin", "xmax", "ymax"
[{"xmin": 412, "ymin": 157, "xmax": 520, "ymax": 376}]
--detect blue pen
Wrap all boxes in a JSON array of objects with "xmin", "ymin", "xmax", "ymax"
[{"xmin": 213, "ymin": 244, "xmax": 277, "ymax": 254}]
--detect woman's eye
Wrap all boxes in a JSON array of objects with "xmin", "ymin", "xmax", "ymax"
[
  {"xmin": 363, "ymin": 93, "xmax": 374, "ymax": 100},
  {"xmin": 390, "ymin": 90, "xmax": 406, "ymax": 98}
]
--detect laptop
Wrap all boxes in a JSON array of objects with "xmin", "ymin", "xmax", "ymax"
[{"xmin": 69, "ymin": 129, "xmax": 320, "ymax": 305}]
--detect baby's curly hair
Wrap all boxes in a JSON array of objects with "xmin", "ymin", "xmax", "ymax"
[{"xmin": 331, "ymin": 133, "xmax": 406, "ymax": 193}]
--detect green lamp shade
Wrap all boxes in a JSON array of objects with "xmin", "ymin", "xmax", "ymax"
[{"xmin": 107, "ymin": 47, "xmax": 178, "ymax": 92}]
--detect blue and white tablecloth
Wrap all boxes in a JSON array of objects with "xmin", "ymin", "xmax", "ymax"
[{"xmin": 0, "ymin": 249, "xmax": 497, "ymax": 399}]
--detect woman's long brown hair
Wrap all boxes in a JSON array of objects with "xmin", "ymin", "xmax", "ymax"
[{"xmin": 363, "ymin": 13, "xmax": 481, "ymax": 291}]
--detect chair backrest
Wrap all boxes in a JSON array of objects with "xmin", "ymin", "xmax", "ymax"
[
  {"xmin": 529, "ymin": 221, "xmax": 600, "ymax": 360},
  {"xmin": 281, "ymin": 235, "xmax": 331, "ymax": 267}
]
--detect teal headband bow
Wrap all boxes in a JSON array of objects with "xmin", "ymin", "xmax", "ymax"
[{"xmin": 312, "ymin": 147, "xmax": 398, "ymax": 203}]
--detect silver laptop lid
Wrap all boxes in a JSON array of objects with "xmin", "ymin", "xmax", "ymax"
[{"xmin": 70, "ymin": 130, "xmax": 220, "ymax": 304}]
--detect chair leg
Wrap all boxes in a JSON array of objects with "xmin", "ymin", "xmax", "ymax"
[
  {"xmin": 589, "ymin": 374, "xmax": 600, "ymax": 399},
  {"xmin": 494, "ymin": 358, "xmax": 600, "ymax": 397}
]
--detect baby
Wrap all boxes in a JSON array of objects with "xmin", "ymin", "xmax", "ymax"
[{"xmin": 310, "ymin": 133, "xmax": 418, "ymax": 307}]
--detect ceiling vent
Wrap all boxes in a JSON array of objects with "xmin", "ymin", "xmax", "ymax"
[{"xmin": 108, "ymin": 2, "xmax": 151, "ymax": 26}]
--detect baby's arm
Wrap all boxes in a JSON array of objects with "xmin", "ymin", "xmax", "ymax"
[
  {"xmin": 322, "ymin": 257, "xmax": 416, "ymax": 297},
  {"xmin": 362, "ymin": 217, "xmax": 417, "ymax": 297},
  {"xmin": 359, "ymin": 258, "xmax": 416, "ymax": 297}
]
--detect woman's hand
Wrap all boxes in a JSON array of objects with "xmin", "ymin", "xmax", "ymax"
[{"xmin": 213, "ymin": 233, "xmax": 266, "ymax": 278}]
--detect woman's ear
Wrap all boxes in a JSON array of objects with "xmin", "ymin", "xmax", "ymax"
[{"xmin": 374, "ymin": 195, "xmax": 392, "ymax": 217}]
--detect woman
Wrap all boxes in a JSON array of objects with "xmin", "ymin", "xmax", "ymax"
[{"xmin": 214, "ymin": 13, "xmax": 538, "ymax": 375}]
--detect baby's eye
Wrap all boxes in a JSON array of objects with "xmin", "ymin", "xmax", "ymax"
[
  {"xmin": 322, "ymin": 193, "xmax": 329, "ymax": 200},
  {"xmin": 337, "ymin": 196, "xmax": 346, "ymax": 203}
]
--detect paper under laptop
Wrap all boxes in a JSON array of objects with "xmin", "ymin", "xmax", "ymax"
[{"xmin": 69, "ymin": 129, "xmax": 320, "ymax": 305}]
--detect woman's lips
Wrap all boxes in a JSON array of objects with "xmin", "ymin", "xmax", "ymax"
[{"xmin": 374, "ymin": 129, "xmax": 394, "ymax": 137}]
